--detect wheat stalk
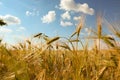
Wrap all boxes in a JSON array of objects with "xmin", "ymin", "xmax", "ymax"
[
  {"xmin": 46, "ymin": 37, "xmax": 60, "ymax": 45},
  {"xmin": 34, "ymin": 33, "xmax": 42, "ymax": 38}
]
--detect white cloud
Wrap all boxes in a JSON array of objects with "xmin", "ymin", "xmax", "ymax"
[
  {"xmin": 84, "ymin": 27, "xmax": 91, "ymax": 35},
  {"xmin": 73, "ymin": 16, "xmax": 81, "ymax": 21},
  {"xmin": 26, "ymin": 9, "xmax": 39, "ymax": 16},
  {"xmin": 0, "ymin": 27, "xmax": 12, "ymax": 33},
  {"xmin": 19, "ymin": 27, "xmax": 25, "ymax": 30},
  {"xmin": 16, "ymin": 26, "xmax": 26, "ymax": 31},
  {"xmin": 26, "ymin": 11, "xmax": 32, "ymax": 16},
  {"xmin": 11, "ymin": 35, "xmax": 26, "ymax": 43},
  {"xmin": 59, "ymin": 0, "xmax": 94, "ymax": 15},
  {"xmin": 84, "ymin": 27, "xmax": 89, "ymax": 32},
  {"xmin": 60, "ymin": 20, "xmax": 73, "ymax": 27},
  {"xmin": 61, "ymin": 11, "xmax": 71, "ymax": 20},
  {"xmin": 0, "ymin": 15, "xmax": 21, "ymax": 25},
  {"xmin": 41, "ymin": 11, "xmax": 56, "ymax": 23}
]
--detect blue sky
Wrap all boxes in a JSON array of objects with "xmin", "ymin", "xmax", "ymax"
[{"xmin": 0, "ymin": 0, "xmax": 120, "ymax": 44}]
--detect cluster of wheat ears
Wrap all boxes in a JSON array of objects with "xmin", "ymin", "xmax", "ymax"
[{"xmin": 0, "ymin": 15, "xmax": 120, "ymax": 80}]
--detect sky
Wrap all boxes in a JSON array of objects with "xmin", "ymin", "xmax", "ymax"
[{"xmin": 0, "ymin": 0, "xmax": 120, "ymax": 45}]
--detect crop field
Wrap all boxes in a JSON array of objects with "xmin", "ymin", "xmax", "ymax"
[{"xmin": 0, "ymin": 15, "xmax": 120, "ymax": 80}]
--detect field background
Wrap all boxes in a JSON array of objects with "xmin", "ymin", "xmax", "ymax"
[{"xmin": 0, "ymin": 16, "xmax": 120, "ymax": 80}]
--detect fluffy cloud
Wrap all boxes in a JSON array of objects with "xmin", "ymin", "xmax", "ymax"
[
  {"xmin": 0, "ymin": 15, "xmax": 21, "ymax": 25},
  {"xmin": 73, "ymin": 16, "xmax": 81, "ymax": 21},
  {"xmin": 61, "ymin": 11, "xmax": 71, "ymax": 20},
  {"xmin": 60, "ymin": 20, "xmax": 73, "ymax": 27},
  {"xmin": 0, "ymin": 27, "xmax": 12, "ymax": 33},
  {"xmin": 26, "ymin": 9, "xmax": 39, "ymax": 16},
  {"xmin": 16, "ymin": 26, "xmax": 26, "ymax": 31},
  {"xmin": 59, "ymin": 0, "xmax": 94, "ymax": 15},
  {"xmin": 41, "ymin": 11, "xmax": 56, "ymax": 23},
  {"xmin": 26, "ymin": 11, "xmax": 32, "ymax": 16},
  {"xmin": 84, "ymin": 27, "xmax": 91, "ymax": 35}
]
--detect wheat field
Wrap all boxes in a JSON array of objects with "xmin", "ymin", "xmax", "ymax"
[{"xmin": 0, "ymin": 16, "xmax": 120, "ymax": 80}]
